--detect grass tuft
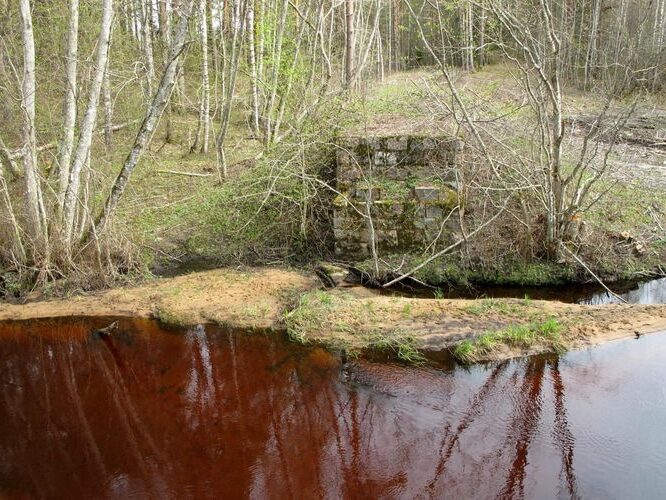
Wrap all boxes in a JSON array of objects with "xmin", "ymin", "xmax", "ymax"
[{"xmin": 453, "ymin": 318, "xmax": 565, "ymax": 364}]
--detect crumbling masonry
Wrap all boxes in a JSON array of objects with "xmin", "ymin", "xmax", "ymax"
[{"xmin": 334, "ymin": 134, "xmax": 463, "ymax": 258}]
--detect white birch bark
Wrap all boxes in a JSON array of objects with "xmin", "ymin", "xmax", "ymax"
[
  {"xmin": 62, "ymin": 0, "xmax": 114, "ymax": 245},
  {"xmin": 345, "ymin": 0, "xmax": 355, "ymax": 88},
  {"xmin": 192, "ymin": 0, "xmax": 211, "ymax": 153},
  {"xmin": 216, "ymin": 0, "xmax": 247, "ymax": 175},
  {"xmin": 142, "ymin": 0, "xmax": 156, "ymax": 98},
  {"xmin": 57, "ymin": 0, "xmax": 79, "ymax": 207},
  {"xmin": 92, "ymin": 0, "xmax": 195, "ymax": 238},
  {"xmin": 18, "ymin": 0, "xmax": 47, "ymax": 245},
  {"xmin": 247, "ymin": 1, "xmax": 261, "ymax": 136}
]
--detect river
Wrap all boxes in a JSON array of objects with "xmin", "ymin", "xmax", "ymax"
[{"xmin": 1, "ymin": 317, "xmax": 665, "ymax": 498}]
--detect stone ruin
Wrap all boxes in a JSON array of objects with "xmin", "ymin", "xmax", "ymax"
[{"xmin": 334, "ymin": 133, "xmax": 463, "ymax": 259}]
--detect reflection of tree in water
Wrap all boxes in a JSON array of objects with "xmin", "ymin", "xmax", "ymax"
[
  {"xmin": 426, "ymin": 362, "xmax": 510, "ymax": 493},
  {"xmin": 418, "ymin": 356, "xmax": 579, "ymax": 499},
  {"xmin": 499, "ymin": 357, "xmax": 579, "ymax": 500},
  {"xmin": 0, "ymin": 320, "xmax": 582, "ymax": 498},
  {"xmin": 183, "ymin": 324, "xmax": 217, "ymax": 430},
  {"xmin": 550, "ymin": 360, "xmax": 579, "ymax": 500},
  {"xmin": 499, "ymin": 357, "xmax": 548, "ymax": 499}
]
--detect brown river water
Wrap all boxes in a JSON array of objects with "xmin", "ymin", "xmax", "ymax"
[{"xmin": 1, "ymin": 317, "xmax": 666, "ymax": 499}]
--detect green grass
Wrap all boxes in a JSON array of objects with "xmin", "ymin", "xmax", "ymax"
[
  {"xmin": 368, "ymin": 330, "xmax": 426, "ymax": 364},
  {"xmin": 283, "ymin": 290, "xmax": 338, "ymax": 344},
  {"xmin": 284, "ymin": 290, "xmax": 426, "ymax": 364},
  {"xmin": 153, "ymin": 306, "xmax": 190, "ymax": 327},
  {"xmin": 453, "ymin": 318, "xmax": 565, "ymax": 364},
  {"xmin": 463, "ymin": 298, "xmax": 523, "ymax": 316}
]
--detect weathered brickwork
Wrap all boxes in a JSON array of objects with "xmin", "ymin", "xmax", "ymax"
[{"xmin": 334, "ymin": 134, "xmax": 463, "ymax": 258}]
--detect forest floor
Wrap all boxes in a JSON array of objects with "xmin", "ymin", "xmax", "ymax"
[{"xmin": 0, "ymin": 267, "xmax": 664, "ymax": 364}]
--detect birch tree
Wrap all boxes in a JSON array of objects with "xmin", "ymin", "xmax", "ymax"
[
  {"xmin": 56, "ymin": 0, "xmax": 79, "ymax": 203},
  {"xmin": 345, "ymin": 0, "xmax": 355, "ymax": 88},
  {"xmin": 60, "ymin": 0, "xmax": 114, "ymax": 246},
  {"xmin": 93, "ymin": 0, "xmax": 196, "ymax": 237},
  {"xmin": 215, "ymin": 0, "xmax": 247, "ymax": 177},
  {"xmin": 191, "ymin": 0, "xmax": 211, "ymax": 154},
  {"xmin": 18, "ymin": 0, "xmax": 47, "ymax": 252}
]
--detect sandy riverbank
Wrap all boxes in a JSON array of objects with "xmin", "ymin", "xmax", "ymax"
[{"xmin": 1, "ymin": 268, "xmax": 665, "ymax": 363}]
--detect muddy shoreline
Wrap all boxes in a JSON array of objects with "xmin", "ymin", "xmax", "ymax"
[{"xmin": 1, "ymin": 267, "xmax": 665, "ymax": 364}]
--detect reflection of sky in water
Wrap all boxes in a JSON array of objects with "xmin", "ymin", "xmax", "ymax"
[{"xmin": 580, "ymin": 277, "xmax": 666, "ymax": 305}]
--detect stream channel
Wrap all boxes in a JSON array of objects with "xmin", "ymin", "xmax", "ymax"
[{"xmin": 1, "ymin": 313, "xmax": 666, "ymax": 498}]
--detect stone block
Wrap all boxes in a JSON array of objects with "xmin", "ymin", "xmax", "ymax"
[
  {"xmin": 377, "ymin": 229, "xmax": 398, "ymax": 246},
  {"xmin": 333, "ymin": 228, "xmax": 355, "ymax": 240},
  {"xmin": 385, "ymin": 166, "xmax": 409, "ymax": 181},
  {"xmin": 426, "ymin": 205, "xmax": 445, "ymax": 219},
  {"xmin": 338, "ymin": 165, "xmax": 362, "ymax": 184},
  {"xmin": 414, "ymin": 186, "xmax": 440, "ymax": 201},
  {"xmin": 334, "ymin": 132, "xmax": 463, "ymax": 258},
  {"xmin": 385, "ymin": 136, "xmax": 409, "ymax": 151},
  {"xmin": 389, "ymin": 203, "xmax": 404, "ymax": 216},
  {"xmin": 374, "ymin": 151, "xmax": 398, "ymax": 167},
  {"xmin": 354, "ymin": 187, "xmax": 381, "ymax": 201}
]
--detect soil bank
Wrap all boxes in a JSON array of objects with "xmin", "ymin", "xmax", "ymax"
[{"xmin": 1, "ymin": 268, "xmax": 665, "ymax": 363}]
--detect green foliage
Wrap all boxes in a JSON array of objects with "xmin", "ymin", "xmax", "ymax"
[
  {"xmin": 476, "ymin": 262, "xmax": 576, "ymax": 287},
  {"xmin": 284, "ymin": 290, "xmax": 338, "ymax": 344},
  {"xmin": 175, "ymin": 140, "xmax": 335, "ymax": 265},
  {"xmin": 453, "ymin": 318, "xmax": 565, "ymax": 364},
  {"xmin": 370, "ymin": 332, "xmax": 426, "ymax": 364},
  {"xmin": 463, "ymin": 298, "xmax": 524, "ymax": 316},
  {"xmin": 153, "ymin": 306, "xmax": 189, "ymax": 327},
  {"xmin": 284, "ymin": 291, "xmax": 426, "ymax": 364}
]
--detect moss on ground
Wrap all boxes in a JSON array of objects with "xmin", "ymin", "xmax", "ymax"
[{"xmin": 355, "ymin": 254, "xmax": 580, "ymax": 287}]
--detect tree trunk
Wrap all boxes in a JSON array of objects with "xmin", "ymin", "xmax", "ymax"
[
  {"xmin": 192, "ymin": 0, "xmax": 211, "ymax": 153},
  {"xmin": 345, "ymin": 0, "xmax": 355, "ymax": 88},
  {"xmin": 142, "ymin": 0, "xmax": 156, "ymax": 98},
  {"xmin": 57, "ymin": 0, "xmax": 79, "ymax": 208},
  {"xmin": 103, "ymin": 64, "xmax": 113, "ymax": 146},
  {"xmin": 62, "ymin": 0, "xmax": 114, "ymax": 245},
  {"xmin": 216, "ymin": 0, "xmax": 247, "ymax": 175},
  {"xmin": 247, "ymin": 0, "xmax": 261, "ymax": 136},
  {"xmin": 92, "ymin": 0, "xmax": 195, "ymax": 238},
  {"xmin": 584, "ymin": 0, "xmax": 601, "ymax": 88},
  {"xmin": 19, "ymin": 0, "xmax": 47, "ymax": 248}
]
